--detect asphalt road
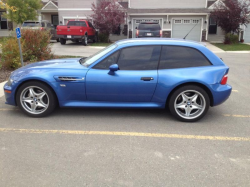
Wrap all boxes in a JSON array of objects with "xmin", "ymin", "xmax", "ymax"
[{"xmin": 0, "ymin": 53, "xmax": 250, "ymax": 187}]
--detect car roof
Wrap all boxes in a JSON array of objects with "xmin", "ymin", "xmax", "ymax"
[{"xmin": 115, "ymin": 38, "xmax": 206, "ymax": 48}]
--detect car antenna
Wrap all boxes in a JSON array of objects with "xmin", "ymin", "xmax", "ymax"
[{"xmin": 183, "ymin": 20, "xmax": 200, "ymax": 40}]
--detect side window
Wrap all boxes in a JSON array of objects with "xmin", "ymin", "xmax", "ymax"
[
  {"xmin": 117, "ymin": 46, "xmax": 161, "ymax": 70},
  {"xmin": 159, "ymin": 46, "xmax": 211, "ymax": 69},
  {"xmin": 93, "ymin": 51, "xmax": 120, "ymax": 70}
]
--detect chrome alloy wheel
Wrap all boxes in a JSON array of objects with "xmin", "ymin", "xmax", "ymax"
[
  {"xmin": 20, "ymin": 86, "xmax": 49, "ymax": 115},
  {"xmin": 174, "ymin": 90, "xmax": 206, "ymax": 120}
]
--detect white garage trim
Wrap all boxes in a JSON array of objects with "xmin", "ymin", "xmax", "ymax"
[
  {"xmin": 171, "ymin": 17, "xmax": 203, "ymax": 42},
  {"xmin": 131, "ymin": 17, "xmax": 164, "ymax": 38}
]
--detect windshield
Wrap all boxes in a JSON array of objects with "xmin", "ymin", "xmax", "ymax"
[
  {"xmin": 138, "ymin": 24, "xmax": 161, "ymax": 31},
  {"xmin": 81, "ymin": 43, "xmax": 117, "ymax": 67},
  {"xmin": 22, "ymin": 22, "xmax": 41, "ymax": 27}
]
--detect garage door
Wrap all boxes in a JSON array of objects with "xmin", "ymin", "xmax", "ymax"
[
  {"xmin": 133, "ymin": 19, "xmax": 162, "ymax": 38},
  {"xmin": 172, "ymin": 19, "xmax": 202, "ymax": 42},
  {"xmin": 244, "ymin": 24, "xmax": 250, "ymax": 43}
]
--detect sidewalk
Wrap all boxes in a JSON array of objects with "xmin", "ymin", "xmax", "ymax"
[{"xmin": 204, "ymin": 42, "xmax": 225, "ymax": 53}]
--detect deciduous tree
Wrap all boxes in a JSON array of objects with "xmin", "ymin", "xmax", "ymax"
[
  {"xmin": 4, "ymin": 0, "xmax": 42, "ymax": 25},
  {"xmin": 211, "ymin": 0, "xmax": 250, "ymax": 34},
  {"xmin": 90, "ymin": 0, "xmax": 125, "ymax": 38}
]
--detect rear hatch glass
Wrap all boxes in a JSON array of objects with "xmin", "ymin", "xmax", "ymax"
[
  {"xmin": 67, "ymin": 21, "xmax": 87, "ymax": 27},
  {"xmin": 22, "ymin": 22, "xmax": 41, "ymax": 27},
  {"xmin": 138, "ymin": 23, "xmax": 161, "ymax": 31}
]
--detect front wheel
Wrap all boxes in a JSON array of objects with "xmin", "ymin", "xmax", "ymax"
[
  {"xmin": 16, "ymin": 81, "xmax": 57, "ymax": 117},
  {"xmin": 169, "ymin": 85, "xmax": 210, "ymax": 122}
]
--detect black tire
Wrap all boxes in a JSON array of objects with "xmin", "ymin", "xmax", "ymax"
[
  {"xmin": 16, "ymin": 81, "xmax": 57, "ymax": 117},
  {"xmin": 168, "ymin": 85, "xmax": 210, "ymax": 122},
  {"xmin": 60, "ymin": 38, "xmax": 66, "ymax": 45},
  {"xmin": 92, "ymin": 35, "xmax": 97, "ymax": 43},
  {"xmin": 82, "ymin": 35, "xmax": 88, "ymax": 46}
]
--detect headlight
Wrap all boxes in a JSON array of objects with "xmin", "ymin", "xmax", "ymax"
[{"xmin": 7, "ymin": 77, "xmax": 14, "ymax": 86}]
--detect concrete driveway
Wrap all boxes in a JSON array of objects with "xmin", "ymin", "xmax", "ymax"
[
  {"xmin": 0, "ymin": 53, "xmax": 250, "ymax": 186},
  {"xmin": 51, "ymin": 41, "xmax": 104, "ymax": 57}
]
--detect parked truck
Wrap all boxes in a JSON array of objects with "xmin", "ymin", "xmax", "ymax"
[{"xmin": 56, "ymin": 20, "xmax": 97, "ymax": 46}]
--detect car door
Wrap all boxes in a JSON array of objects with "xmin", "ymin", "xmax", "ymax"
[{"xmin": 86, "ymin": 45, "xmax": 161, "ymax": 102}]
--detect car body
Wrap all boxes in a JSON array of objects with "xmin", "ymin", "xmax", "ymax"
[
  {"xmin": 56, "ymin": 20, "xmax": 97, "ymax": 45},
  {"xmin": 21, "ymin": 20, "xmax": 59, "ymax": 41},
  {"xmin": 3, "ymin": 38, "xmax": 232, "ymax": 122},
  {"xmin": 136, "ymin": 22, "xmax": 162, "ymax": 38}
]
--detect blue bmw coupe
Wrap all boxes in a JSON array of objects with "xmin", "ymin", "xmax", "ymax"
[{"xmin": 4, "ymin": 39, "xmax": 232, "ymax": 122}]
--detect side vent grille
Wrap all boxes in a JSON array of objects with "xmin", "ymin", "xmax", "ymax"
[{"xmin": 58, "ymin": 77, "xmax": 84, "ymax": 81}]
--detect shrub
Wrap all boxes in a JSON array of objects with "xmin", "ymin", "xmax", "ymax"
[
  {"xmin": 1, "ymin": 37, "xmax": 21, "ymax": 69},
  {"xmin": 224, "ymin": 33, "xmax": 239, "ymax": 44},
  {"xmin": 98, "ymin": 33, "xmax": 109, "ymax": 43},
  {"xmin": 21, "ymin": 29, "xmax": 53, "ymax": 62},
  {"xmin": 1, "ymin": 29, "xmax": 54, "ymax": 70}
]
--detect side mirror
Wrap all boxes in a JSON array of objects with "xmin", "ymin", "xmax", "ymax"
[
  {"xmin": 135, "ymin": 27, "xmax": 138, "ymax": 29},
  {"xmin": 108, "ymin": 64, "xmax": 119, "ymax": 75}
]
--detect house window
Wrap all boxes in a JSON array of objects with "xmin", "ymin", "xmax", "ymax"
[
  {"xmin": 208, "ymin": 17, "xmax": 217, "ymax": 34},
  {"xmin": 174, "ymin": 20, "xmax": 182, "ymax": 24},
  {"xmin": 183, "ymin": 20, "xmax": 191, "ymax": 24},
  {"xmin": 193, "ymin": 20, "xmax": 199, "ymax": 24}
]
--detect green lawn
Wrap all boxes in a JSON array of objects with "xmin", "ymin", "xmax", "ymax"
[
  {"xmin": 89, "ymin": 42, "xmax": 112, "ymax": 47},
  {"xmin": 212, "ymin": 43, "xmax": 250, "ymax": 51}
]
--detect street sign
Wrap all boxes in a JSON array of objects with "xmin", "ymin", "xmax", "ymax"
[
  {"xmin": 16, "ymin": 27, "xmax": 21, "ymax": 39},
  {"xmin": 16, "ymin": 27, "xmax": 23, "ymax": 66}
]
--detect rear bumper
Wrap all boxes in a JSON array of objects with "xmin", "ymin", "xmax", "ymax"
[
  {"xmin": 211, "ymin": 84, "xmax": 232, "ymax": 106},
  {"xmin": 58, "ymin": 35, "xmax": 83, "ymax": 40}
]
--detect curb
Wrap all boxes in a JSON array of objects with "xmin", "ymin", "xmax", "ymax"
[{"xmin": 0, "ymin": 81, "xmax": 7, "ymax": 97}]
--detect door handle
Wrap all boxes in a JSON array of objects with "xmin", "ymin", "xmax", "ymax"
[{"xmin": 141, "ymin": 77, "xmax": 154, "ymax": 81}]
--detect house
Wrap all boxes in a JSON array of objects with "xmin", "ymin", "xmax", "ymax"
[
  {"xmin": 39, "ymin": 0, "xmax": 128, "ymax": 41},
  {"xmin": 39, "ymin": 0, "xmax": 59, "ymax": 27},
  {"xmin": 128, "ymin": 0, "xmax": 214, "ymax": 42},
  {"xmin": 127, "ymin": 0, "xmax": 250, "ymax": 43}
]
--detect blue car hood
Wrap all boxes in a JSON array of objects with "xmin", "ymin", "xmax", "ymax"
[
  {"xmin": 11, "ymin": 58, "xmax": 88, "ymax": 82},
  {"xmin": 18, "ymin": 58, "xmax": 86, "ymax": 70}
]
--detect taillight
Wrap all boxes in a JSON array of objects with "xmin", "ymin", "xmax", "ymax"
[
  {"xmin": 160, "ymin": 30, "xmax": 162, "ymax": 37},
  {"xmin": 80, "ymin": 30, "xmax": 83, "ymax": 33},
  {"xmin": 40, "ymin": 27, "xmax": 44, "ymax": 30},
  {"xmin": 136, "ymin": 30, "xmax": 139, "ymax": 37},
  {"xmin": 220, "ymin": 74, "xmax": 228, "ymax": 85}
]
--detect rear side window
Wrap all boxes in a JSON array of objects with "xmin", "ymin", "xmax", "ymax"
[
  {"xmin": 138, "ymin": 24, "xmax": 161, "ymax": 31},
  {"xmin": 117, "ymin": 46, "xmax": 161, "ymax": 70},
  {"xmin": 67, "ymin": 21, "xmax": 87, "ymax": 27},
  {"xmin": 159, "ymin": 46, "xmax": 211, "ymax": 69}
]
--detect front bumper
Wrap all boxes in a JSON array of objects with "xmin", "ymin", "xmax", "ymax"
[{"xmin": 4, "ymin": 83, "xmax": 16, "ymax": 106}]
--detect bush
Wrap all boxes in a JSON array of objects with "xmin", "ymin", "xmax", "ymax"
[
  {"xmin": 22, "ymin": 29, "xmax": 53, "ymax": 62},
  {"xmin": 1, "ymin": 37, "xmax": 21, "ymax": 69},
  {"xmin": 224, "ymin": 33, "xmax": 239, "ymax": 44},
  {"xmin": 98, "ymin": 33, "xmax": 109, "ymax": 43},
  {"xmin": 1, "ymin": 29, "xmax": 54, "ymax": 70}
]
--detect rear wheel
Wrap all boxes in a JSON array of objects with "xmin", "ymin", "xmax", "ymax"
[
  {"xmin": 16, "ymin": 81, "xmax": 57, "ymax": 117},
  {"xmin": 60, "ymin": 38, "xmax": 66, "ymax": 45},
  {"xmin": 82, "ymin": 35, "xmax": 88, "ymax": 46},
  {"xmin": 169, "ymin": 85, "xmax": 210, "ymax": 122}
]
